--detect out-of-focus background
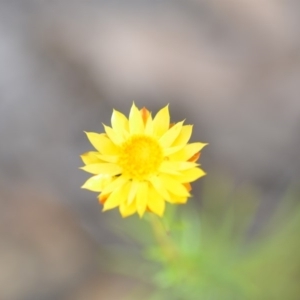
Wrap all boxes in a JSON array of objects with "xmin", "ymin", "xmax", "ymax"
[{"xmin": 1, "ymin": 1, "xmax": 300, "ymax": 299}]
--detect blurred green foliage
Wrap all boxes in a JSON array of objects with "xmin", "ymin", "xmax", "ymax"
[{"xmin": 106, "ymin": 174, "xmax": 300, "ymax": 300}]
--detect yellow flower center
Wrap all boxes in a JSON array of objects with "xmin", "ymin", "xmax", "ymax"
[{"xmin": 118, "ymin": 135, "xmax": 163, "ymax": 180}]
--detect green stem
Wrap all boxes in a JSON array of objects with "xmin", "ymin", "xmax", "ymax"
[{"xmin": 148, "ymin": 214, "xmax": 178, "ymax": 261}]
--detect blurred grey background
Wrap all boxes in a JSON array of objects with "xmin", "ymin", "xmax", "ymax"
[{"xmin": 1, "ymin": 0, "xmax": 300, "ymax": 299}]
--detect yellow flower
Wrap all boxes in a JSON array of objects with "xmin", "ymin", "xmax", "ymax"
[{"xmin": 80, "ymin": 103, "xmax": 207, "ymax": 218}]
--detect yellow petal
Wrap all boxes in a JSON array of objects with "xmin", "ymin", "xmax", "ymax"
[
  {"xmin": 163, "ymin": 144, "xmax": 185, "ymax": 156},
  {"xmin": 103, "ymin": 125, "xmax": 124, "ymax": 145},
  {"xmin": 149, "ymin": 176, "xmax": 171, "ymax": 201},
  {"xmin": 159, "ymin": 121, "xmax": 183, "ymax": 148},
  {"xmin": 111, "ymin": 109, "xmax": 129, "ymax": 132},
  {"xmin": 153, "ymin": 105, "xmax": 170, "ymax": 137},
  {"xmin": 80, "ymin": 163, "xmax": 122, "ymax": 175},
  {"xmin": 159, "ymin": 161, "xmax": 181, "ymax": 175},
  {"xmin": 103, "ymin": 181, "xmax": 130, "ymax": 211},
  {"xmin": 148, "ymin": 186, "xmax": 165, "ymax": 217},
  {"xmin": 167, "ymin": 193, "xmax": 188, "ymax": 204},
  {"xmin": 144, "ymin": 113, "xmax": 154, "ymax": 135},
  {"xmin": 81, "ymin": 174, "xmax": 112, "ymax": 192},
  {"xmin": 136, "ymin": 181, "xmax": 148, "ymax": 217},
  {"xmin": 129, "ymin": 103, "xmax": 144, "ymax": 134},
  {"xmin": 160, "ymin": 174, "xmax": 190, "ymax": 197},
  {"xmin": 119, "ymin": 200, "xmax": 137, "ymax": 218},
  {"xmin": 128, "ymin": 180, "xmax": 139, "ymax": 205},
  {"xmin": 172, "ymin": 125, "xmax": 193, "ymax": 146},
  {"xmin": 101, "ymin": 175, "xmax": 128, "ymax": 196},
  {"xmin": 160, "ymin": 161, "xmax": 199, "ymax": 171},
  {"xmin": 173, "ymin": 168, "xmax": 206, "ymax": 183},
  {"xmin": 85, "ymin": 132, "xmax": 119, "ymax": 155},
  {"xmin": 170, "ymin": 142, "xmax": 208, "ymax": 161},
  {"xmin": 80, "ymin": 151, "xmax": 103, "ymax": 165},
  {"xmin": 159, "ymin": 121, "xmax": 184, "ymax": 148},
  {"xmin": 96, "ymin": 154, "xmax": 118, "ymax": 163}
]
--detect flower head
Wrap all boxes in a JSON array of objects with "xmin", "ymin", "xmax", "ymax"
[{"xmin": 80, "ymin": 103, "xmax": 207, "ymax": 217}]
